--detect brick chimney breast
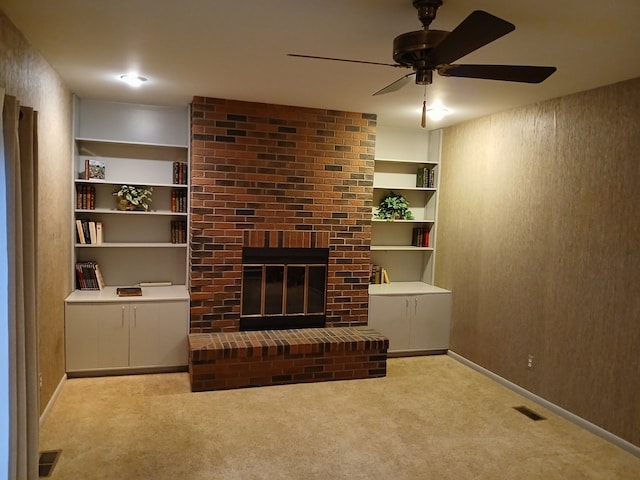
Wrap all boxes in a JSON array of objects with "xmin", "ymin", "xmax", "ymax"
[{"xmin": 189, "ymin": 97, "xmax": 376, "ymax": 332}]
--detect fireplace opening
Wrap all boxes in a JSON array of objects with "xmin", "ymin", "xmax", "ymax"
[{"xmin": 240, "ymin": 247, "xmax": 329, "ymax": 331}]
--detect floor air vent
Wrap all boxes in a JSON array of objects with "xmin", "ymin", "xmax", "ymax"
[
  {"xmin": 39, "ymin": 450, "xmax": 61, "ymax": 477},
  {"xmin": 513, "ymin": 405, "xmax": 546, "ymax": 421}
]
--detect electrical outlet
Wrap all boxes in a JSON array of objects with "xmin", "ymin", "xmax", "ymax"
[
  {"xmin": 39, "ymin": 374, "xmax": 43, "ymax": 388},
  {"xmin": 527, "ymin": 355, "xmax": 534, "ymax": 369}
]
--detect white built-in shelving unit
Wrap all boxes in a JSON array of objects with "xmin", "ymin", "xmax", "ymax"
[
  {"xmin": 370, "ymin": 127, "xmax": 442, "ymax": 287},
  {"xmin": 369, "ymin": 126, "xmax": 451, "ymax": 354},
  {"xmin": 70, "ymin": 99, "xmax": 190, "ymax": 290},
  {"xmin": 65, "ymin": 98, "xmax": 190, "ymax": 375}
]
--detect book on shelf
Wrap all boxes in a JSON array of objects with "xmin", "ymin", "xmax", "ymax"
[
  {"xmin": 171, "ymin": 188, "xmax": 188, "ymax": 213},
  {"xmin": 75, "ymin": 261, "xmax": 104, "ymax": 291},
  {"xmin": 94, "ymin": 263, "xmax": 105, "ymax": 290},
  {"xmin": 370, "ymin": 264, "xmax": 386, "ymax": 284},
  {"xmin": 117, "ymin": 287, "xmax": 142, "ymax": 297},
  {"xmin": 139, "ymin": 281, "xmax": 172, "ymax": 287},
  {"xmin": 96, "ymin": 222, "xmax": 103, "ymax": 244},
  {"xmin": 416, "ymin": 167, "xmax": 425, "ymax": 188},
  {"xmin": 75, "ymin": 220, "xmax": 86, "ymax": 245},
  {"xmin": 171, "ymin": 220, "xmax": 187, "ymax": 244},
  {"xmin": 382, "ymin": 268, "xmax": 390, "ymax": 284},
  {"xmin": 173, "ymin": 162, "xmax": 188, "ymax": 185},
  {"xmin": 89, "ymin": 221, "xmax": 97, "ymax": 244},
  {"xmin": 84, "ymin": 159, "xmax": 106, "ymax": 180},
  {"xmin": 75, "ymin": 185, "xmax": 82, "ymax": 209},
  {"xmin": 412, "ymin": 226, "xmax": 431, "ymax": 247},
  {"xmin": 416, "ymin": 167, "xmax": 436, "ymax": 188},
  {"xmin": 75, "ymin": 219, "xmax": 103, "ymax": 245},
  {"xmin": 75, "ymin": 184, "xmax": 96, "ymax": 210}
]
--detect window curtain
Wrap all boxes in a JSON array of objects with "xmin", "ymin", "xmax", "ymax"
[
  {"xmin": 0, "ymin": 86, "xmax": 9, "ymax": 479},
  {"xmin": 3, "ymin": 93, "xmax": 39, "ymax": 479}
]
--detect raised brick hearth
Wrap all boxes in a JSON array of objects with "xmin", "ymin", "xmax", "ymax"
[
  {"xmin": 188, "ymin": 327, "xmax": 389, "ymax": 391},
  {"xmin": 189, "ymin": 97, "xmax": 376, "ymax": 333}
]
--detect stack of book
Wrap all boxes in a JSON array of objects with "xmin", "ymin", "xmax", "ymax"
[
  {"xmin": 173, "ymin": 162, "xmax": 188, "ymax": 185},
  {"xmin": 171, "ymin": 188, "xmax": 188, "ymax": 212},
  {"xmin": 416, "ymin": 167, "xmax": 436, "ymax": 188},
  {"xmin": 369, "ymin": 264, "xmax": 390, "ymax": 284},
  {"xmin": 75, "ymin": 184, "xmax": 96, "ymax": 210},
  {"xmin": 75, "ymin": 261, "xmax": 105, "ymax": 290},
  {"xmin": 412, "ymin": 226, "xmax": 430, "ymax": 248},
  {"xmin": 171, "ymin": 220, "xmax": 187, "ymax": 244},
  {"xmin": 75, "ymin": 220, "xmax": 103, "ymax": 245}
]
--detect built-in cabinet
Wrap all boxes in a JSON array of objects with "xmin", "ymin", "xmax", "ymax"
[
  {"xmin": 65, "ymin": 288, "xmax": 189, "ymax": 374},
  {"xmin": 65, "ymin": 99, "xmax": 190, "ymax": 375},
  {"xmin": 369, "ymin": 127, "xmax": 451, "ymax": 354},
  {"xmin": 368, "ymin": 283, "xmax": 451, "ymax": 353}
]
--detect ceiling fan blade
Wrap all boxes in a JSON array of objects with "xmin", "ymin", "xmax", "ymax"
[
  {"xmin": 287, "ymin": 53, "xmax": 403, "ymax": 68},
  {"xmin": 438, "ymin": 64, "xmax": 557, "ymax": 83},
  {"xmin": 372, "ymin": 73, "xmax": 416, "ymax": 96},
  {"xmin": 426, "ymin": 10, "xmax": 515, "ymax": 67}
]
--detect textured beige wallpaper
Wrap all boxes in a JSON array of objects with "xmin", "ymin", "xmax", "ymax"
[
  {"xmin": 1, "ymin": 11, "xmax": 73, "ymax": 413},
  {"xmin": 436, "ymin": 77, "xmax": 640, "ymax": 447}
]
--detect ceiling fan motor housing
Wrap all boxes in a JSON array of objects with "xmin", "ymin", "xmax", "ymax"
[{"xmin": 393, "ymin": 29, "xmax": 448, "ymax": 84}]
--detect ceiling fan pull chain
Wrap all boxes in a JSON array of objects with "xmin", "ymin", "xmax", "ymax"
[{"xmin": 421, "ymin": 86, "xmax": 427, "ymax": 128}]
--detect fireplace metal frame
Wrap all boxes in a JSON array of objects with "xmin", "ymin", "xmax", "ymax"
[{"xmin": 240, "ymin": 247, "xmax": 329, "ymax": 331}]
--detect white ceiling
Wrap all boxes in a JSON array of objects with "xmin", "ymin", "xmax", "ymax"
[{"xmin": 2, "ymin": 0, "xmax": 640, "ymax": 130}]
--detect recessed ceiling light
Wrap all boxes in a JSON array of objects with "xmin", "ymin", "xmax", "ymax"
[{"xmin": 119, "ymin": 74, "xmax": 148, "ymax": 87}]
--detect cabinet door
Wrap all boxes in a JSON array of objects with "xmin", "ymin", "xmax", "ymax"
[
  {"xmin": 368, "ymin": 295, "xmax": 411, "ymax": 351},
  {"xmin": 128, "ymin": 300, "xmax": 189, "ymax": 367},
  {"xmin": 65, "ymin": 303, "xmax": 129, "ymax": 371},
  {"xmin": 409, "ymin": 293, "xmax": 452, "ymax": 350}
]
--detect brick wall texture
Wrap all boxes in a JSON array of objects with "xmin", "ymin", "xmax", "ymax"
[
  {"xmin": 188, "ymin": 327, "xmax": 389, "ymax": 391},
  {"xmin": 190, "ymin": 97, "xmax": 376, "ymax": 332}
]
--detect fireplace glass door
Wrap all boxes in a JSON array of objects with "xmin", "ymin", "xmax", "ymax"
[{"xmin": 242, "ymin": 264, "xmax": 326, "ymax": 318}]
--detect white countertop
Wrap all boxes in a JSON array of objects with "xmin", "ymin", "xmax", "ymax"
[
  {"xmin": 368, "ymin": 282, "xmax": 451, "ymax": 295},
  {"xmin": 65, "ymin": 285, "xmax": 189, "ymax": 303}
]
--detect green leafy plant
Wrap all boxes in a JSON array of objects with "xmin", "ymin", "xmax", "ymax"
[
  {"xmin": 375, "ymin": 191, "xmax": 414, "ymax": 220},
  {"xmin": 113, "ymin": 185, "xmax": 153, "ymax": 211}
]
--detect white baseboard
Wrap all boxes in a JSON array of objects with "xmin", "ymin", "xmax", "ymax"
[
  {"xmin": 447, "ymin": 351, "xmax": 640, "ymax": 458},
  {"xmin": 39, "ymin": 373, "xmax": 67, "ymax": 428}
]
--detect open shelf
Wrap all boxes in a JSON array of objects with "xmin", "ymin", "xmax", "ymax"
[{"xmin": 370, "ymin": 128, "xmax": 442, "ymax": 289}]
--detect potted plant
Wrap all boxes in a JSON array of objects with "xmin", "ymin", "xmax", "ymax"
[
  {"xmin": 113, "ymin": 185, "xmax": 153, "ymax": 211},
  {"xmin": 375, "ymin": 191, "xmax": 414, "ymax": 220}
]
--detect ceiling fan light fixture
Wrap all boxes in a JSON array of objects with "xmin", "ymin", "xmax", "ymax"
[
  {"xmin": 119, "ymin": 74, "xmax": 148, "ymax": 87},
  {"xmin": 426, "ymin": 104, "xmax": 449, "ymax": 121}
]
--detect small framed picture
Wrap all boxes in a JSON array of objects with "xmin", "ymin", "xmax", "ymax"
[{"xmin": 85, "ymin": 159, "xmax": 106, "ymax": 180}]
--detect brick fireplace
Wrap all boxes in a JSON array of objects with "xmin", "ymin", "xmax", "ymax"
[{"xmin": 189, "ymin": 97, "xmax": 376, "ymax": 333}]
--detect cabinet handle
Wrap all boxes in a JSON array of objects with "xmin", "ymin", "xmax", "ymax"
[
  {"xmin": 133, "ymin": 306, "xmax": 137, "ymax": 328},
  {"xmin": 121, "ymin": 306, "xmax": 125, "ymax": 327},
  {"xmin": 405, "ymin": 298, "xmax": 409, "ymax": 316},
  {"xmin": 414, "ymin": 298, "xmax": 418, "ymax": 315}
]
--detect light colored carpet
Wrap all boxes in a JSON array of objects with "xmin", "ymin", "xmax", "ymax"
[{"xmin": 40, "ymin": 355, "xmax": 640, "ymax": 479}]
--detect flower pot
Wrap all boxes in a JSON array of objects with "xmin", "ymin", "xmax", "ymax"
[{"xmin": 117, "ymin": 198, "xmax": 140, "ymax": 211}]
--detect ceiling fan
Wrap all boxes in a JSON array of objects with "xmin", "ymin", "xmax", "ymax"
[{"xmin": 288, "ymin": 0, "xmax": 556, "ymax": 124}]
